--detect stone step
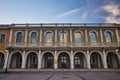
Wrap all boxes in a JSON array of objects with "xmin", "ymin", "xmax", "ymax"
[{"xmin": 1, "ymin": 69, "xmax": 120, "ymax": 73}]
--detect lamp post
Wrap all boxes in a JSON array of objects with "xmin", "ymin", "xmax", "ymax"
[
  {"xmin": 4, "ymin": 48, "xmax": 9, "ymax": 73},
  {"xmin": 4, "ymin": 46, "xmax": 14, "ymax": 73}
]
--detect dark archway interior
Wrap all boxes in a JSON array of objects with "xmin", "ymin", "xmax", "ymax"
[
  {"xmin": 0, "ymin": 53, "xmax": 4, "ymax": 68},
  {"xmin": 43, "ymin": 52, "xmax": 54, "ymax": 68},
  {"xmin": 10, "ymin": 52, "xmax": 22, "ymax": 68},
  {"xmin": 26, "ymin": 52, "xmax": 38, "ymax": 68},
  {"xmin": 58, "ymin": 52, "xmax": 70, "ymax": 69}
]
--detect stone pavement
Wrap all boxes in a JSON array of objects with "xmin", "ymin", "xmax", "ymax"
[{"xmin": 0, "ymin": 71, "xmax": 120, "ymax": 80}]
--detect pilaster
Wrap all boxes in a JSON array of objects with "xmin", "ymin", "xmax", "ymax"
[
  {"xmin": 103, "ymin": 49, "xmax": 107, "ymax": 69},
  {"xmin": 54, "ymin": 50, "xmax": 58, "ymax": 69},
  {"xmin": 86, "ymin": 49, "xmax": 90, "ymax": 69},
  {"xmin": 38, "ymin": 50, "xmax": 42, "ymax": 69},
  {"xmin": 22, "ymin": 51, "xmax": 26, "ymax": 68},
  {"xmin": 70, "ymin": 50, "xmax": 74, "ymax": 69}
]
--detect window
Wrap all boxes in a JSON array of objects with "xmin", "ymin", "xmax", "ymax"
[
  {"xmin": 46, "ymin": 32, "xmax": 52, "ymax": 43},
  {"xmin": 90, "ymin": 32, "xmax": 97, "ymax": 42},
  {"xmin": 75, "ymin": 32, "xmax": 82, "ymax": 43},
  {"xmin": 60, "ymin": 31, "xmax": 67, "ymax": 43},
  {"xmin": 0, "ymin": 34, "xmax": 5, "ymax": 43},
  {"xmin": 31, "ymin": 32, "xmax": 37, "ymax": 43},
  {"xmin": 16, "ymin": 32, "xmax": 22, "ymax": 43},
  {"xmin": 105, "ymin": 31, "xmax": 112, "ymax": 42}
]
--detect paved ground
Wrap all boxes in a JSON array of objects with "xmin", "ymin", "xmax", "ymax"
[{"xmin": 0, "ymin": 71, "xmax": 120, "ymax": 80}]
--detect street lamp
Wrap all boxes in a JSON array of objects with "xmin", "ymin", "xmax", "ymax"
[
  {"xmin": 4, "ymin": 48, "xmax": 9, "ymax": 73},
  {"xmin": 4, "ymin": 45, "xmax": 14, "ymax": 73},
  {"xmin": 115, "ymin": 47, "xmax": 119, "ymax": 52}
]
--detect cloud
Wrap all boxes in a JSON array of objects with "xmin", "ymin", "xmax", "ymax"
[
  {"xmin": 56, "ymin": 8, "xmax": 80, "ymax": 18},
  {"xmin": 101, "ymin": 3, "xmax": 120, "ymax": 23},
  {"xmin": 81, "ymin": 11, "xmax": 88, "ymax": 19}
]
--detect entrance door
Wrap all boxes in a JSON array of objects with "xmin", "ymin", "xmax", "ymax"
[
  {"xmin": 44, "ymin": 53, "xmax": 54, "ymax": 68},
  {"xmin": 74, "ymin": 53, "xmax": 85, "ymax": 69},
  {"xmin": 58, "ymin": 52, "xmax": 70, "ymax": 69}
]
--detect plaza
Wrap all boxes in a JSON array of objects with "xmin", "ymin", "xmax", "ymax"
[{"xmin": 0, "ymin": 70, "xmax": 120, "ymax": 80}]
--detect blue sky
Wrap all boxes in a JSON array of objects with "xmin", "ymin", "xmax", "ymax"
[{"xmin": 0, "ymin": 0, "xmax": 120, "ymax": 24}]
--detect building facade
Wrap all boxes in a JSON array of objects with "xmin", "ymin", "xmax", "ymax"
[
  {"xmin": 0, "ymin": 25, "xmax": 10, "ymax": 69},
  {"xmin": 0, "ymin": 23, "xmax": 120, "ymax": 69}
]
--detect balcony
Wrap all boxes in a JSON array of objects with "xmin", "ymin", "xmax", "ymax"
[{"xmin": 7, "ymin": 42, "xmax": 119, "ymax": 49}]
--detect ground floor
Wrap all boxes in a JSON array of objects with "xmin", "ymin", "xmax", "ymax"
[
  {"xmin": 0, "ymin": 49, "xmax": 120, "ymax": 69},
  {"xmin": 0, "ymin": 71, "xmax": 120, "ymax": 80}
]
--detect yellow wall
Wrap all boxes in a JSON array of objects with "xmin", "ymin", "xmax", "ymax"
[{"xmin": 0, "ymin": 29, "xmax": 10, "ymax": 53}]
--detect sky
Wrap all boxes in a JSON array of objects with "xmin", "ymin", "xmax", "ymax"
[{"xmin": 0, "ymin": 0, "xmax": 120, "ymax": 24}]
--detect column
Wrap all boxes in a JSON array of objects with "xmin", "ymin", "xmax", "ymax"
[
  {"xmin": 24, "ymin": 29, "xmax": 28, "ymax": 45},
  {"xmin": 70, "ymin": 29, "xmax": 72, "ymax": 43},
  {"xmin": 86, "ymin": 49, "xmax": 90, "ymax": 69},
  {"xmin": 54, "ymin": 50, "xmax": 58, "ymax": 69},
  {"xmin": 40, "ymin": 29, "xmax": 42, "ymax": 43},
  {"xmin": 103, "ymin": 49, "xmax": 107, "ymax": 69},
  {"xmin": 70, "ymin": 50, "xmax": 74, "ymax": 69},
  {"xmin": 100, "ymin": 29, "xmax": 104, "ymax": 44},
  {"xmin": 22, "ymin": 51, "xmax": 26, "ymax": 68},
  {"xmin": 3, "ymin": 50, "xmax": 9, "ymax": 69},
  {"xmin": 38, "ymin": 50, "xmax": 42, "ymax": 69},
  {"xmin": 9, "ymin": 29, "xmax": 13, "ymax": 43},
  {"xmin": 55, "ymin": 29, "xmax": 57, "ymax": 43},
  {"xmin": 85, "ymin": 29, "xmax": 88, "ymax": 45},
  {"xmin": 115, "ymin": 28, "xmax": 120, "ymax": 42}
]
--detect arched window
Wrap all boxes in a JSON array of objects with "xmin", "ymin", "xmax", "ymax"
[
  {"xmin": 105, "ymin": 31, "xmax": 112, "ymax": 42},
  {"xmin": 16, "ymin": 32, "xmax": 22, "ymax": 43},
  {"xmin": 90, "ymin": 31, "xmax": 97, "ymax": 42},
  {"xmin": 31, "ymin": 32, "xmax": 37, "ymax": 43},
  {"xmin": 46, "ymin": 32, "xmax": 52, "ymax": 43},
  {"xmin": 60, "ymin": 31, "xmax": 67, "ymax": 43},
  {"xmin": 75, "ymin": 32, "xmax": 82, "ymax": 43}
]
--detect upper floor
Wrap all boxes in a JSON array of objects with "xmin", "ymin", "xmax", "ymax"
[
  {"xmin": 0, "ymin": 23, "xmax": 120, "ymax": 49},
  {"xmin": 0, "ymin": 28, "xmax": 10, "ymax": 52}
]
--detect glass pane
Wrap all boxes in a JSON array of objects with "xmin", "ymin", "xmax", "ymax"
[
  {"xmin": 75, "ymin": 32, "xmax": 82, "ymax": 43},
  {"xmin": 0, "ymin": 34, "xmax": 5, "ymax": 42},
  {"xmin": 16, "ymin": 32, "xmax": 22, "ymax": 43},
  {"xmin": 60, "ymin": 31, "xmax": 67, "ymax": 43},
  {"xmin": 90, "ymin": 32, "xmax": 97, "ymax": 42},
  {"xmin": 31, "ymin": 32, "xmax": 37, "ymax": 42},
  {"xmin": 46, "ymin": 32, "xmax": 52, "ymax": 42},
  {"xmin": 106, "ymin": 32, "xmax": 112, "ymax": 42}
]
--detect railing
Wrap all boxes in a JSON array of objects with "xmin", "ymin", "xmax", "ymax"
[{"xmin": 7, "ymin": 42, "xmax": 119, "ymax": 48}]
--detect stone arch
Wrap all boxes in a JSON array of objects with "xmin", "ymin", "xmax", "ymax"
[
  {"xmin": 104, "ymin": 30, "xmax": 113, "ymax": 42},
  {"xmin": 90, "ymin": 51, "xmax": 103, "ymax": 68},
  {"xmin": 106, "ymin": 51, "xmax": 120, "ymax": 69},
  {"xmin": 41, "ymin": 51, "xmax": 54, "ymax": 68},
  {"xmin": 26, "ymin": 51, "xmax": 38, "ymax": 68},
  {"xmin": 57, "ymin": 51, "xmax": 71, "ymax": 69},
  {"xmin": 15, "ymin": 31, "xmax": 24, "ymax": 43},
  {"xmin": 9, "ymin": 51, "xmax": 22, "ymax": 68},
  {"xmin": 29, "ymin": 30, "xmax": 38, "ymax": 43},
  {"xmin": 74, "ymin": 51, "xmax": 87, "ymax": 69}
]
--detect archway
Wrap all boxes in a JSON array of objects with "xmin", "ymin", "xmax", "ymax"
[
  {"xmin": 107, "ymin": 52, "xmax": 119, "ymax": 69},
  {"xmin": 74, "ymin": 52, "xmax": 86, "ymax": 69},
  {"xmin": 0, "ymin": 52, "xmax": 4, "ymax": 69},
  {"xmin": 26, "ymin": 52, "xmax": 38, "ymax": 68},
  {"xmin": 58, "ymin": 52, "xmax": 70, "ymax": 69},
  {"xmin": 90, "ymin": 52, "xmax": 103, "ymax": 68},
  {"xmin": 10, "ymin": 52, "xmax": 22, "ymax": 68},
  {"xmin": 42, "ymin": 52, "xmax": 54, "ymax": 68}
]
